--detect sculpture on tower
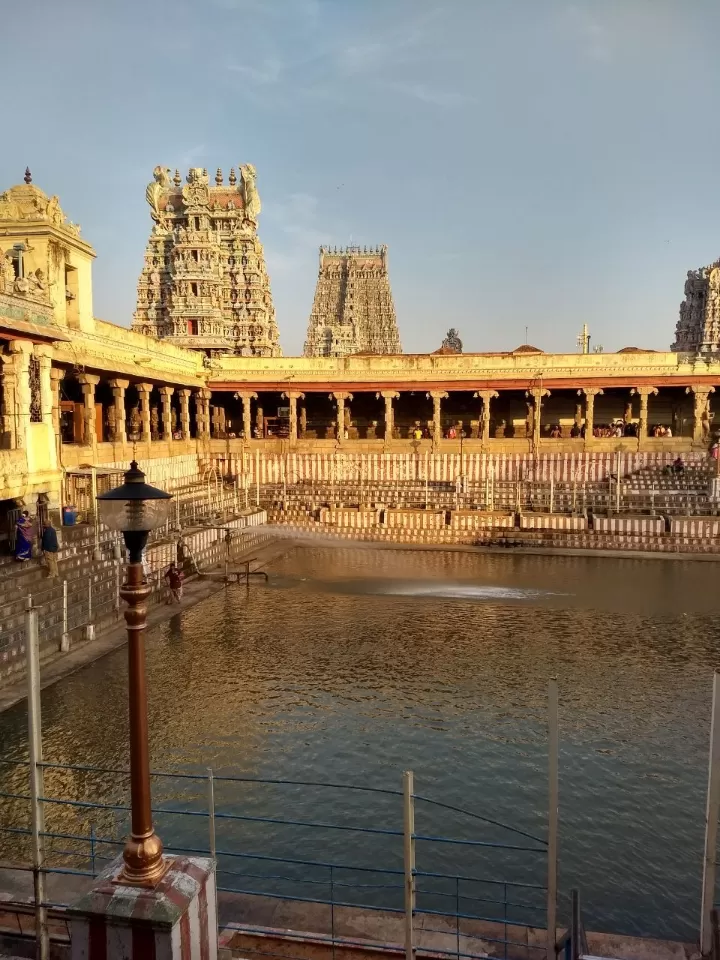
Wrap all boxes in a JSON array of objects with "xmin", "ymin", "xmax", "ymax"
[
  {"xmin": 673, "ymin": 258, "xmax": 720, "ymax": 353},
  {"xmin": 132, "ymin": 164, "xmax": 281, "ymax": 358},
  {"xmin": 304, "ymin": 245, "xmax": 401, "ymax": 357}
]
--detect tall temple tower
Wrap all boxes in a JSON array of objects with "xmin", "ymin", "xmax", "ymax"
[
  {"xmin": 673, "ymin": 258, "xmax": 720, "ymax": 353},
  {"xmin": 303, "ymin": 245, "xmax": 401, "ymax": 357},
  {"xmin": 132, "ymin": 165, "xmax": 281, "ymax": 357}
]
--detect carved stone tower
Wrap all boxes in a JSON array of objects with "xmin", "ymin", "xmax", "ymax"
[
  {"xmin": 303, "ymin": 245, "xmax": 401, "ymax": 357},
  {"xmin": 673, "ymin": 259, "xmax": 720, "ymax": 353},
  {"xmin": 132, "ymin": 165, "xmax": 281, "ymax": 357}
]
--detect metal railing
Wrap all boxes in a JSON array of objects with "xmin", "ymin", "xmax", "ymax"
[{"xmin": 0, "ymin": 618, "xmax": 560, "ymax": 960}]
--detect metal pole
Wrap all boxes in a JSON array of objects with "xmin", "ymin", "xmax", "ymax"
[
  {"xmin": 60, "ymin": 579, "xmax": 69, "ymax": 652},
  {"xmin": 403, "ymin": 770, "xmax": 416, "ymax": 960},
  {"xmin": 26, "ymin": 598, "xmax": 49, "ymax": 960},
  {"xmin": 547, "ymin": 678, "xmax": 559, "ymax": 960},
  {"xmin": 701, "ymin": 670, "xmax": 720, "ymax": 954},
  {"xmin": 255, "ymin": 448, "xmax": 260, "ymax": 506},
  {"xmin": 425, "ymin": 451, "xmax": 429, "ymax": 509},
  {"xmin": 91, "ymin": 466, "xmax": 101, "ymax": 561},
  {"xmin": 207, "ymin": 767, "xmax": 216, "ymax": 860}
]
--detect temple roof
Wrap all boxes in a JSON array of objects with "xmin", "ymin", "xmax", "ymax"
[
  {"xmin": 0, "ymin": 171, "xmax": 83, "ymax": 239},
  {"xmin": 512, "ymin": 344, "xmax": 544, "ymax": 354}
]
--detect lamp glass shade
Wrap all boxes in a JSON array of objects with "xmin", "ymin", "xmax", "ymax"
[
  {"xmin": 97, "ymin": 496, "xmax": 172, "ymax": 533},
  {"xmin": 96, "ymin": 460, "xmax": 173, "ymax": 533}
]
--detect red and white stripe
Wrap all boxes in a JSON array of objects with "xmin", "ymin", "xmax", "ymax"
[{"xmin": 71, "ymin": 857, "xmax": 217, "ymax": 960}]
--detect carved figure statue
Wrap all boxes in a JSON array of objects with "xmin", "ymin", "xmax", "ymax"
[
  {"xmin": 441, "ymin": 328, "xmax": 463, "ymax": 353},
  {"xmin": 240, "ymin": 164, "xmax": 261, "ymax": 221},
  {"xmin": 145, "ymin": 166, "xmax": 172, "ymax": 221},
  {"xmin": 150, "ymin": 406, "xmax": 160, "ymax": 440},
  {"xmin": 129, "ymin": 406, "xmax": 142, "ymax": 439},
  {"xmin": 46, "ymin": 195, "xmax": 65, "ymax": 226},
  {"xmin": 106, "ymin": 404, "xmax": 117, "ymax": 440}
]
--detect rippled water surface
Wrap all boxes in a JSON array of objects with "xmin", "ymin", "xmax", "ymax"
[{"xmin": 1, "ymin": 546, "xmax": 718, "ymax": 941}]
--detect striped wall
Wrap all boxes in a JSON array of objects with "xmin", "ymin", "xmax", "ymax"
[
  {"xmin": 520, "ymin": 514, "xmax": 587, "ymax": 531},
  {"xmin": 319, "ymin": 508, "xmax": 380, "ymax": 528},
  {"xmin": 593, "ymin": 516, "xmax": 665, "ymax": 535},
  {"xmin": 385, "ymin": 509, "xmax": 446, "ymax": 529},
  {"xmin": 669, "ymin": 518, "xmax": 720, "ymax": 538},
  {"xmin": 450, "ymin": 512, "xmax": 515, "ymax": 530},
  {"xmin": 214, "ymin": 451, "xmax": 710, "ymax": 485}
]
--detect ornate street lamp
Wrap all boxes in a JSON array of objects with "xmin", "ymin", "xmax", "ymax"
[{"xmin": 97, "ymin": 461, "xmax": 173, "ymax": 886}]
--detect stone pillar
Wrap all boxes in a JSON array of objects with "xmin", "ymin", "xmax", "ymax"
[
  {"xmin": 34, "ymin": 345, "xmax": 54, "ymax": 427},
  {"xmin": 624, "ymin": 397, "xmax": 634, "ymax": 424},
  {"xmin": 177, "ymin": 388, "xmax": 191, "ymax": 439},
  {"xmin": 108, "ymin": 378, "xmax": 129, "ymax": 444},
  {"xmin": 475, "ymin": 390, "xmax": 499, "ymax": 445},
  {"xmin": 378, "ymin": 391, "xmax": 399, "ymax": 444},
  {"xmin": 234, "ymin": 391, "xmax": 256, "ymax": 440},
  {"xmin": 331, "ymin": 392, "xmax": 353, "ymax": 444},
  {"xmin": 631, "ymin": 386, "xmax": 658, "ymax": 442},
  {"xmin": 282, "ymin": 391, "xmax": 304, "ymax": 444},
  {"xmin": 211, "ymin": 405, "xmax": 222, "ymax": 438},
  {"xmin": 579, "ymin": 387, "xmax": 603, "ymax": 444},
  {"xmin": 77, "ymin": 373, "xmax": 100, "ymax": 447},
  {"xmin": 68, "ymin": 854, "xmax": 218, "ymax": 960},
  {"xmin": 136, "ymin": 383, "xmax": 153, "ymax": 443},
  {"xmin": 1, "ymin": 353, "xmax": 18, "ymax": 450},
  {"xmin": 159, "ymin": 386, "xmax": 174, "ymax": 440},
  {"xmin": 8, "ymin": 341, "xmax": 32, "ymax": 450},
  {"xmin": 49, "ymin": 367, "xmax": 64, "ymax": 445},
  {"xmin": 687, "ymin": 385, "xmax": 715, "ymax": 443},
  {"xmin": 427, "ymin": 391, "xmax": 449, "ymax": 450},
  {"xmin": 203, "ymin": 390, "xmax": 212, "ymax": 438},
  {"xmin": 527, "ymin": 388, "xmax": 550, "ymax": 449},
  {"xmin": 299, "ymin": 404, "xmax": 307, "ymax": 439},
  {"xmin": 574, "ymin": 401, "xmax": 583, "ymax": 430}
]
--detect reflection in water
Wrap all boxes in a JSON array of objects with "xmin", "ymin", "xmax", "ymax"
[{"xmin": 0, "ymin": 547, "xmax": 718, "ymax": 941}]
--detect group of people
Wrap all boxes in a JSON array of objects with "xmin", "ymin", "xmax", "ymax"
[{"xmin": 14, "ymin": 511, "xmax": 60, "ymax": 578}]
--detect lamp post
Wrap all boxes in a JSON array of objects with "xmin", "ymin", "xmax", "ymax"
[{"xmin": 97, "ymin": 461, "xmax": 173, "ymax": 887}]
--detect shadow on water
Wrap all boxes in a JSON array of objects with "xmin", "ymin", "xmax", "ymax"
[{"xmin": 0, "ymin": 544, "xmax": 718, "ymax": 941}]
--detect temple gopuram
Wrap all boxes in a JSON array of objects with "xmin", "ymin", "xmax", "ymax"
[
  {"xmin": 673, "ymin": 259, "xmax": 720, "ymax": 353},
  {"xmin": 304, "ymin": 245, "xmax": 401, "ymax": 357},
  {"xmin": 132, "ymin": 165, "xmax": 280, "ymax": 358}
]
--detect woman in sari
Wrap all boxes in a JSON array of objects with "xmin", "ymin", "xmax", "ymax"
[{"xmin": 14, "ymin": 511, "xmax": 33, "ymax": 562}]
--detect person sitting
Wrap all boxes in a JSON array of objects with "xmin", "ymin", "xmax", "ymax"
[
  {"xmin": 446, "ymin": 425, "xmax": 457, "ymax": 440},
  {"xmin": 14, "ymin": 511, "xmax": 33, "ymax": 562},
  {"xmin": 672, "ymin": 456, "xmax": 684, "ymax": 474}
]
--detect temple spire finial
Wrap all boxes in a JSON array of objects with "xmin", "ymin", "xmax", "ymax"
[{"xmin": 24, "ymin": 167, "xmax": 32, "ymax": 184}]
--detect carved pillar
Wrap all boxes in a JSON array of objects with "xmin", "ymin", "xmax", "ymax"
[
  {"xmin": 631, "ymin": 386, "xmax": 658, "ymax": 442},
  {"xmin": 49, "ymin": 367, "xmax": 64, "ymax": 443},
  {"xmin": 234, "ymin": 391, "xmax": 257, "ymax": 440},
  {"xmin": 427, "ymin": 391, "xmax": 449, "ymax": 450},
  {"xmin": 475, "ymin": 390, "xmax": 499, "ymax": 445},
  {"xmin": 687, "ymin": 385, "xmax": 715, "ymax": 443},
  {"xmin": 579, "ymin": 388, "xmax": 603, "ymax": 445},
  {"xmin": 378, "ymin": 391, "xmax": 399, "ymax": 443},
  {"xmin": 574, "ymin": 401, "xmax": 583, "ymax": 429},
  {"xmin": 203, "ymin": 391, "xmax": 212, "ymax": 438},
  {"xmin": 194, "ymin": 389, "xmax": 208, "ymax": 439},
  {"xmin": 159, "ymin": 386, "xmax": 174, "ymax": 440},
  {"xmin": 33, "ymin": 346, "xmax": 54, "ymax": 427},
  {"xmin": 136, "ymin": 382, "xmax": 153, "ymax": 443},
  {"xmin": 7, "ymin": 341, "xmax": 32, "ymax": 449},
  {"xmin": 255, "ymin": 403, "xmax": 264, "ymax": 439},
  {"xmin": 1, "ymin": 354, "xmax": 18, "ymax": 450},
  {"xmin": 211, "ymin": 405, "xmax": 222, "ymax": 438},
  {"xmin": 331, "ymin": 392, "xmax": 353, "ymax": 444},
  {"xmin": 282, "ymin": 391, "xmax": 305, "ymax": 444},
  {"xmin": 527, "ymin": 388, "xmax": 550, "ymax": 449},
  {"xmin": 177, "ymin": 388, "xmax": 191, "ymax": 440},
  {"xmin": 108, "ymin": 378, "xmax": 129, "ymax": 444},
  {"xmin": 77, "ymin": 373, "xmax": 100, "ymax": 447},
  {"xmin": 299, "ymin": 404, "xmax": 307, "ymax": 439},
  {"xmin": 624, "ymin": 397, "xmax": 634, "ymax": 424}
]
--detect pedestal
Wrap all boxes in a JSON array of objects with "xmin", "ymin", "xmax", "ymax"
[{"xmin": 69, "ymin": 855, "xmax": 217, "ymax": 960}]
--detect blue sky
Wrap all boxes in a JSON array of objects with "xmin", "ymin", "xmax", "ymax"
[{"xmin": 2, "ymin": 0, "xmax": 720, "ymax": 356}]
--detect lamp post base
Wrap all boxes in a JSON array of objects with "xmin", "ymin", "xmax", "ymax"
[{"xmin": 69, "ymin": 854, "xmax": 217, "ymax": 960}]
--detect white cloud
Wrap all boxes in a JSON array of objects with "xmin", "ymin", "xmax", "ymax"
[
  {"xmin": 563, "ymin": 4, "xmax": 612, "ymax": 62},
  {"xmin": 393, "ymin": 82, "xmax": 474, "ymax": 107},
  {"xmin": 227, "ymin": 57, "xmax": 285, "ymax": 85},
  {"xmin": 179, "ymin": 144, "xmax": 206, "ymax": 167}
]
